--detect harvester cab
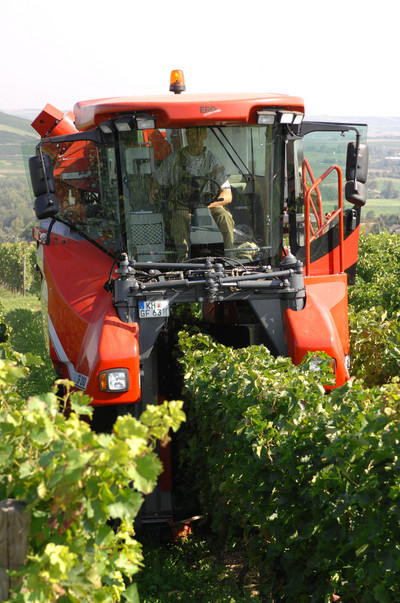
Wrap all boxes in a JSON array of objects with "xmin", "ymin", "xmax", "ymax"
[{"xmin": 29, "ymin": 70, "xmax": 368, "ymax": 524}]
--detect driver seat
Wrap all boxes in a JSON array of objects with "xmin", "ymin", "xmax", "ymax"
[{"xmin": 129, "ymin": 211, "xmax": 165, "ymax": 261}]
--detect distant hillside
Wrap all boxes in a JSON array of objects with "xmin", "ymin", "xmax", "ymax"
[
  {"xmin": 0, "ymin": 109, "xmax": 42, "ymax": 122},
  {"xmin": 0, "ymin": 112, "xmax": 38, "ymax": 178},
  {"xmin": 0, "ymin": 111, "xmax": 38, "ymax": 140},
  {"xmin": 308, "ymin": 116, "xmax": 400, "ymax": 139}
]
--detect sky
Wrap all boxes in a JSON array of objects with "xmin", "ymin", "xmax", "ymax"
[{"xmin": 0, "ymin": 0, "xmax": 398, "ymax": 118}]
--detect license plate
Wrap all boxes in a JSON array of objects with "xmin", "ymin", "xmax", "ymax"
[{"xmin": 138, "ymin": 300, "xmax": 169, "ymax": 318}]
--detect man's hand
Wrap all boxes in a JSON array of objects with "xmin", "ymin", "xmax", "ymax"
[{"xmin": 207, "ymin": 188, "xmax": 232, "ymax": 209}]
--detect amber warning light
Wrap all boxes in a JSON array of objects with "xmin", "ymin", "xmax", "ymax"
[{"xmin": 170, "ymin": 69, "xmax": 186, "ymax": 94}]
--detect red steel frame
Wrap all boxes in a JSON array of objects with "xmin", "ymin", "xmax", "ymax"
[{"xmin": 303, "ymin": 160, "xmax": 344, "ymax": 276}]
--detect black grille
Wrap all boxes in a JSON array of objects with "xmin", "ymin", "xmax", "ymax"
[{"xmin": 132, "ymin": 222, "xmax": 164, "ymax": 246}]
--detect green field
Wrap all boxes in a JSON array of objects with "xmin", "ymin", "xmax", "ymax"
[
  {"xmin": 1, "ymin": 290, "xmax": 41, "ymax": 313},
  {"xmin": 308, "ymin": 198, "xmax": 400, "ymax": 220},
  {"xmin": 362, "ymin": 198, "xmax": 400, "ymax": 215}
]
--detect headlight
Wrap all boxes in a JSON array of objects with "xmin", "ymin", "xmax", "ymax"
[{"xmin": 99, "ymin": 369, "xmax": 129, "ymax": 392}]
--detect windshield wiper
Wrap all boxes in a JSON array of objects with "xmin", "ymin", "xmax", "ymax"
[{"xmin": 210, "ymin": 127, "xmax": 255, "ymax": 181}]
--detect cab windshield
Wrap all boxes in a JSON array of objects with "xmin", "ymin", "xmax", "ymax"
[{"xmin": 42, "ymin": 125, "xmax": 285, "ymax": 266}]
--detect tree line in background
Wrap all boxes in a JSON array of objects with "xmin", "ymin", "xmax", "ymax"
[
  {"xmin": 0, "ymin": 177, "xmax": 35, "ymax": 243},
  {"xmin": 363, "ymin": 211, "xmax": 400, "ymax": 235}
]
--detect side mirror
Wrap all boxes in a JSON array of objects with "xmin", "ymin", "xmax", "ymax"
[
  {"xmin": 29, "ymin": 153, "xmax": 56, "ymax": 196},
  {"xmin": 345, "ymin": 141, "xmax": 369, "ymax": 207},
  {"xmin": 34, "ymin": 193, "xmax": 59, "ymax": 220},
  {"xmin": 29, "ymin": 153, "xmax": 59, "ymax": 219}
]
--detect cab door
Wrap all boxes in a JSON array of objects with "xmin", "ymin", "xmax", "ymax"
[{"xmin": 287, "ymin": 121, "xmax": 368, "ymax": 283}]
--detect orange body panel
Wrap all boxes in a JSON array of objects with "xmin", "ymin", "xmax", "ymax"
[
  {"xmin": 74, "ymin": 92, "xmax": 305, "ymax": 130},
  {"xmin": 32, "ymin": 103, "xmax": 77, "ymax": 137},
  {"xmin": 284, "ymin": 273, "xmax": 349, "ymax": 387},
  {"xmin": 41, "ymin": 235, "xmax": 141, "ymax": 405},
  {"xmin": 81, "ymin": 312, "xmax": 140, "ymax": 405},
  {"xmin": 309, "ymin": 226, "xmax": 361, "ymax": 277}
]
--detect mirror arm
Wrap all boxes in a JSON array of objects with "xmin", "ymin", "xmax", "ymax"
[
  {"xmin": 353, "ymin": 130, "xmax": 361, "ymax": 191},
  {"xmin": 344, "ymin": 126, "xmax": 361, "ymax": 191},
  {"xmin": 37, "ymin": 143, "xmax": 52, "ymax": 196}
]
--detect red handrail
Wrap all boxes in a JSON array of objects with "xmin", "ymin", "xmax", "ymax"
[
  {"xmin": 303, "ymin": 164, "xmax": 344, "ymax": 276},
  {"xmin": 302, "ymin": 159, "xmax": 324, "ymax": 230}
]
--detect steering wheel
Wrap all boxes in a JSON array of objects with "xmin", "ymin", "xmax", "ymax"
[{"xmin": 171, "ymin": 175, "xmax": 221, "ymax": 210}]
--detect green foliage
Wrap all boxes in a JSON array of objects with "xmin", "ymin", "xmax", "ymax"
[
  {"xmin": 4, "ymin": 304, "xmax": 55, "ymax": 397},
  {"xmin": 136, "ymin": 535, "xmax": 255, "ymax": 602},
  {"xmin": 349, "ymin": 307, "xmax": 400, "ymax": 386},
  {"xmin": 1, "ymin": 228, "xmax": 399, "ymax": 600},
  {"xmin": 0, "ymin": 350, "xmax": 185, "ymax": 602},
  {"xmin": 348, "ymin": 231, "xmax": 400, "ymax": 386},
  {"xmin": 0, "ymin": 242, "xmax": 40, "ymax": 294},
  {"xmin": 0, "ymin": 297, "xmax": 9, "ymax": 344},
  {"xmin": 349, "ymin": 231, "xmax": 400, "ymax": 316},
  {"xmin": 178, "ymin": 331, "xmax": 400, "ymax": 600}
]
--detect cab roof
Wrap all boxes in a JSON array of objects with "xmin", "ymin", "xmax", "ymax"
[{"xmin": 74, "ymin": 92, "xmax": 305, "ymax": 131}]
